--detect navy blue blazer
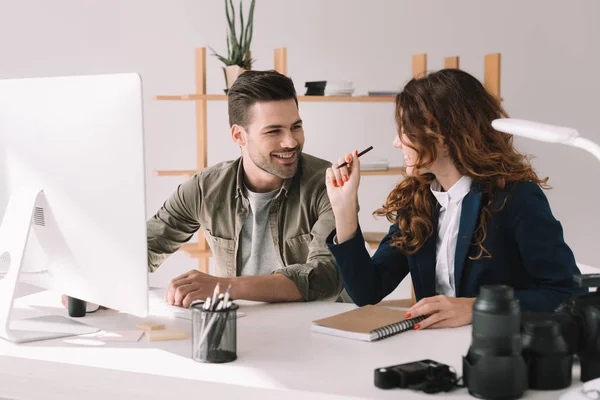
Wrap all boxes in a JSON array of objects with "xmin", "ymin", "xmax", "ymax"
[{"xmin": 327, "ymin": 181, "xmax": 587, "ymax": 312}]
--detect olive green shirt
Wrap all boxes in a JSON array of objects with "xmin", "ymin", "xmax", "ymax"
[{"xmin": 146, "ymin": 153, "xmax": 343, "ymax": 301}]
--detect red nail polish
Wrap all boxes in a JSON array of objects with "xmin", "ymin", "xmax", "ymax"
[
  {"xmin": 332, "ymin": 180, "xmax": 337, "ymax": 187},
  {"xmin": 354, "ymin": 150, "xmax": 359, "ymax": 156},
  {"xmin": 337, "ymin": 180, "xmax": 343, "ymax": 186},
  {"xmin": 343, "ymin": 175, "xmax": 349, "ymax": 182},
  {"xmin": 414, "ymin": 324, "xmax": 421, "ymax": 330},
  {"xmin": 404, "ymin": 312, "xmax": 411, "ymax": 319}
]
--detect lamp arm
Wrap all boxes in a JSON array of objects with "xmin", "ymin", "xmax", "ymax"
[{"xmin": 572, "ymin": 137, "xmax": 600, "ymax": 164}]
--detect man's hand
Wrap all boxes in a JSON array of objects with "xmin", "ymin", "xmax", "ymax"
[
  {"xmin": 166, "ymin": 270, "xmax": 228, "ymax": 308},
  {"xmin": 405, "ymin": 295, "xmax": 476, "ymax": 329}
]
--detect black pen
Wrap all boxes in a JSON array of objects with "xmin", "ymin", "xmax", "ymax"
[{"xmin": 336, "ymin": 146, "xmax": 374, "ymax": 169}]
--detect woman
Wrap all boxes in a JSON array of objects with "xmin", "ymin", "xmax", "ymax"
[{"xmin": 325, "ymin": 69, "xmax": 585, "ymax": 330}]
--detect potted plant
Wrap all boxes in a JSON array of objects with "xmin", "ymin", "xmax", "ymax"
[{"xmin": 210, "ymin": 0, "xmax": 256, "ymax": 90}]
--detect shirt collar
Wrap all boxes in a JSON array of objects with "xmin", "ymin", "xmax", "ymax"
[
  {"xmin": 430, "ymin": 175, "xmax": 473, "ymax": 211},
  {"xmin": 243, "ymin": 182, "xmax": 280, "ymax": 200}
]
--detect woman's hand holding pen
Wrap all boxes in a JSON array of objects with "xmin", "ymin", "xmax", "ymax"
[{"xmin": 326, "ymin": 150, "xmax": 361, "ymax": 243}]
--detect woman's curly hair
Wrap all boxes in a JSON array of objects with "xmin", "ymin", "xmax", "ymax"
[{"xmin": 374, "ymin": 69, "xmax": 548, "ymax": 259}]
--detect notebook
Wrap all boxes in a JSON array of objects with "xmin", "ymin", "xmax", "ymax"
[{"xmin": 312, "ymin": 305, "xmax": 426, "ymax": 342}]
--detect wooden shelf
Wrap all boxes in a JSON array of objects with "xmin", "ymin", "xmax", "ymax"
[
  {"xmin": 154, "ymin": 167, "xmax": 403, "ymax": 179},
  {"xmin": 180, "ymin": 243, "xmax": 212, "ymax": 258},
  {"xmin": 155, "ymin": 94, "xmax": 395, "ymax": 103},
  {"xmin": 363, "ymin": 231, "xmax": 386, "ymax": 249},
  {"xmin": 154, "ymin": 170, "xmax": 197, "ymax": 178},
  {"xmin": 302, "ymin": 95, "xmax": 394, "ymax": 102},
  {"xmin": 360, "ymin": 167, "xmax": 403, "ymax": 176}
]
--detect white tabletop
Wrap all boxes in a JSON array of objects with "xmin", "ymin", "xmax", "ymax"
[{"xmin": 0, "ymin": 288, "xmax": 586, "ymax": 400}]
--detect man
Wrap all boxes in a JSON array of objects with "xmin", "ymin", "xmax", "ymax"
[{"xmin": 148, "ymin": 70, "xmax": 342, "ymax": 308}]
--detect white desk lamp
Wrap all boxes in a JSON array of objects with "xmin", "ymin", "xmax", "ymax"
[
  {"xmin": 493, "ymin": 118, "xmax": 600, "ymax": 396},
  {"xmin": 491, "ymin": 118, "xmax": 600, "ymax": 163},
  {"xmin": 492, "ymin": 118, "xmax": 600, "ymax": 284}
]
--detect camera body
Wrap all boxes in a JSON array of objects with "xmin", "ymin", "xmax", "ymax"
[
  {"xmin": 523, "ymin": 281, "xmax": 600, "ymax": 383},
  {"xmin": 374, "ymin": 359, "xmax": 453, "ymax": 390}
]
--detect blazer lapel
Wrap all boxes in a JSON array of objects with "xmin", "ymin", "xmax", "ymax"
[
  {"xmin": 411, "ymin": 207, "xmax": 439, "ymax": 299},
  {"xmin": 454, "ymin": 189, "xmax": 482, "ymax": 296}
]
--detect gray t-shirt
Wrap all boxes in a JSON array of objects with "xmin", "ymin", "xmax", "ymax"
[{"xmin": 238, "ymin": 186, "xmax": 281, "ymax": 276}]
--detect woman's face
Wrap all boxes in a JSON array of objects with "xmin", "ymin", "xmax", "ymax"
[{"xmin": 393, "ymin": 133, "xmax": 420, "ymax": 176}]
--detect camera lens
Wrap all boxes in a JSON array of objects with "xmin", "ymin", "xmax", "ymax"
[
  {"xmin": 468, "ymin": 285, "xmax": 522, "ymax": 360},
  {"xmin": 463, "ymin": 285, "xmax": 527, "ymax": 399},
  {"xmin": 522, "ymin": 320, "xmax": 572, "ymax": 389},
  {"xmin": 580, "ymin": 305, "xmax": 600, "ymax": 382},
  {"xmin": 554, "ymin": 294, "xmax": 600, "ymax": 382}
]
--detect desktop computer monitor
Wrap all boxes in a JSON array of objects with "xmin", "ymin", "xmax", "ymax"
[{"xmin": 0, "ymin": 73, "xmax": 149, "ymax": 343}]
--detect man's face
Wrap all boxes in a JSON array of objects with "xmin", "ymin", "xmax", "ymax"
[{"xmin": 241, "ymin": 99, "xmax": 304, "ymax": 179}]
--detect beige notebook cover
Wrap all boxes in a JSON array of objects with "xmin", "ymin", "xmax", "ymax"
[{"xmin": 312, "ymin": 305, "xmax": 425, "ymax": 342}]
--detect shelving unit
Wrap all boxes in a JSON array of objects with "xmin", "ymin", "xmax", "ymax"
[
  {"xmin": 154, "ymin": 47, "xmax": 501, "ymax": 284},
  {"xmin": 155, "ymin": 94, "xmax": 395, "ymax": 102}
]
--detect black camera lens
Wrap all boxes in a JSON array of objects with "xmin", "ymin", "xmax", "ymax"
[
  {"xmin": 554, "ymin": 292, "xmax": 600, "ymax": 382},
  {"xmin": 580, "ymin": 305, "xmax": 600, "ymax": 382},
  {"xmin": 468, "ymin": 285, "xmax": 522, "ymax": 360},
  {"xmin": 522, "ymin": 320, "xmax": 572, "ymax": 389},
  {"xmin": 463, "ymin": 285, "xmax": 527, "ymax": 399}
]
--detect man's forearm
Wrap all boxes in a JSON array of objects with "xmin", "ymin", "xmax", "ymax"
[{"xmin": 227, "ymin": 273, "xmax": 302, "ymax": 302}]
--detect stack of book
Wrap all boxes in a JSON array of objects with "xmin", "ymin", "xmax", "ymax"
[
  {"xmin": 305, "ymin": 81, "xmax": 326, "ymax": 96},
  {"xmin": 324, "ymin": 80, "xmax": 354, "ymax": 97},
  {"xmin": 368, "ymin": 91, "xmax": 399, "ymax": 97},
  {"xmin": 305, "ymin": 80, "xmax": 355, "ymax": 97},
  {"xmin": 361, "ymin": 159, "xmax": 389, "ymax": 171}
]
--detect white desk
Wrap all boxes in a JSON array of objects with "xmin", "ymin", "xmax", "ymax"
[{"xmin": 0, "ymin": 289, "xmax": 586, "ymax": 400}]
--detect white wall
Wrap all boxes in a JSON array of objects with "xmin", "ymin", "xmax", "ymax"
[{"xmin": 0, "ymin": 0, "xmax": 598, "ymax": 287}]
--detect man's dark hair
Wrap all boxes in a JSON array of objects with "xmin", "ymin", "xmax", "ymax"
[{"xmin": 228, "ymin": 70, "xmax": 298, "ymax": 128}]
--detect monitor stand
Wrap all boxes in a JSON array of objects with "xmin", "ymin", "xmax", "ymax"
[{"xmin": 0, "ymin": 187, "xmax": 99, "ymax": 343}]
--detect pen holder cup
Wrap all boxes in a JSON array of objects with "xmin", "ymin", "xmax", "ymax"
[{"xmin": 191, "ymin": 303, "xmax": 239, "ymax": 363}]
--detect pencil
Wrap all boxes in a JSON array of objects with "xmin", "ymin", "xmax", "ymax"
[
  {"xmin": 336, "ymin": 146, "xmax": 373, "ymax": 169},
  {"xmin": 211, "ymin": 282, "xmax": 220, "ymax": 311}
]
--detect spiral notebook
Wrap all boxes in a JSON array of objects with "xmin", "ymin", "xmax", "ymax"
[{"xmin": 311, "ymin": 305, "xmax": 426, "ymax": 342}]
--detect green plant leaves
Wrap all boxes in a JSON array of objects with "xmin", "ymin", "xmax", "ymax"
[{"xmin": 210, "ymin": 0, "xmax": 255, "ymax": 68}]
